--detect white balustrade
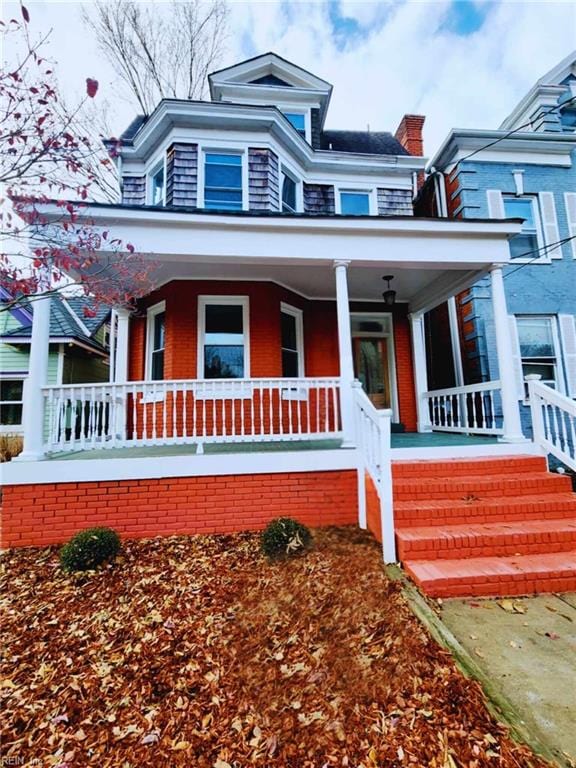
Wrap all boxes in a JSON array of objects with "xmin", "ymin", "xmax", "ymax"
[
  {"xmin": 423, "ymin": 380, "xmax": 504, "ymax": 435},
  {"xmin": 354, "ymin": 384, "xmax": 395, "ymax": 563},
  {"xmin": 42, "ymin": 377, "xmax": 342, "ymax": 453},
  {"xmin": 528, "ymin": 379, "xmax": 576, "ymax": 471}
]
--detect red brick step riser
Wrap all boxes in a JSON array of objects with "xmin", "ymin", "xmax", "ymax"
[
  {"xmin": 392, "ymin": 456, "xmax": 548, "ymax": 478},
  {"xmin": 397, "ymin": 529, "xmax": 576, "ymax": 561},
  {"xmin": 394, "ymin": 498, "xmax": 576, "ymax": 526},
  {"xmin": 416, "ymin": 575, "xmax": 576, "ymax": 599},
  {"xmin": 393, "ymin": 473, "xmax": 571, "ymax": 502}
]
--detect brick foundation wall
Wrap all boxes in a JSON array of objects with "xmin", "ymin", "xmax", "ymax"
[
  {"xmin": 1, "ymin": 470, "xmax": 358, "ymax": 549},
  {"xmin": 365, "ymin": 473, "xmax": 382, "ymax": 543}
]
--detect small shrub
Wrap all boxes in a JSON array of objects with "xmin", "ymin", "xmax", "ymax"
[
  {"xmin": 60, "ymin": 527, "xmax": 121, "ymax": 572},
  {"xmin": 260, "ymin": 517, "xmax": 312, "ymax": 559},
  {"xmin": 0, "ymin": 434, "xmax": 23, "ymax": 462}
]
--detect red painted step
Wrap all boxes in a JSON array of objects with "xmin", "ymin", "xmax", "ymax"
[
  {"xmin": 394, "ymin": 492, "xmax": 576, "ymax": 526},
  {"xmin": 397, "ymin": 518, "xmax": 576, "ymax": 560},
  {"xmin": 392, "ymin": 455, "xmax": 547, "ymax": 478},
  {"xmin": 404, "ymin": 550, "xmax": 576, "ymax": 598},
  {"xmin": 393, "ymin": 454, "xmax": 576, "ymax": 598}
]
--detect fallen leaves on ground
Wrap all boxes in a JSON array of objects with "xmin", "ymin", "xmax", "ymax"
[{"xmin": 1, "ymin": 527, "xmax": 552, "ymax": 767}]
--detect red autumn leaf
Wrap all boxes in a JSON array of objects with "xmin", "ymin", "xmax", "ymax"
[
  {"xmin": 21, "ymin": 4, "xmax": 30, "ymax": 22},
  {"xmin": 86, "ymin": 78, "xmax": 98, "ymax": 98},
  {"xmin": 126, "ymin": 243, "xmax": 135, "ymax": 254}
]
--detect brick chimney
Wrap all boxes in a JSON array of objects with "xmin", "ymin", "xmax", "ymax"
[{"xmin": 394, "ymin": 114, "xmax": 425, "ymax": 156}]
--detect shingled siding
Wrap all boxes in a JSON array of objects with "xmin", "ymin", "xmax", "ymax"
[
  {"xmin": 166, "ymin": 143, "xmax": 198, "ymax": 208},
  {"xmin": 310, "ymin": 109, "xmax": 321, "ymax": 149},
  {"xmin": 377, "ymin": 188, "xmax": 413, "ymax": 216},
  {"xmin": 121, "ymin": 176, "xmax": 146, "ymax": 205},
  {"xmin": 303, "ymin": 184, "xmax": 335, "ymax": 214},
  {"xmin": 248, "ymin": 148, "xmax": 280, "ymax": 211}
]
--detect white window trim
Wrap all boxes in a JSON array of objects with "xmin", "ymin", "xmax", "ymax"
[
  {"xmin": 197, "ymin": 147, "xmax": 248, "ymax": 211},
  {"xmin": 145, "ymin": 301, "xmax": 166, "ymax": 381},
  {"xmin": 516, "ymin": 314, "xmax": 565, "ymax": 402},
  {"xmin": 279, "ymin": 164, "xmax": 302, "ymax": 213},
  {"xmin": 335, "ymin": 186, "xmax": 377, "ymax": 216},
  {"xmin": 503, "ymin": 194, "xmax": 547, "ymax": 263},
  {"xmin": 197, "ymin": 295, "xmax": 250, "ymax": 379},
  {"xmin": 280, "ymin": 302, "xmax": 305, "ymax": 377},
  {"xmin": 0, "ymin": 375, "xmax": 25, "ymax": 432},
  {"xmin": 147, "ymin": 158, "xmax": 166, "ymax": 206}
]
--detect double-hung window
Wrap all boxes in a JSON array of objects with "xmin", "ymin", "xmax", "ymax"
[
  {"xmin": 503, "ymin": 197, "xmax": 540, "ymax": 259},
  {"xmin": 146, "ymin": 303, "xmax": 166, "ymax": 380},
  {"xmin": 282, "ymin": 112, "xmax": 307, "ymax": 139},
  {"xmin": 281, "ymin": 170, "xmax": 297, "ymax": 213},
  {"xmin": 199, "ymin": 298, "xmax": 249, "ymax": 379},
  {"xmin": 204, "ymin": 153, "xmax": 243, "ymax": 211},
  {"xmin": 516, "ymin": 316, "xmax": 560, "ymax": 396},
  {"xmin": 0, "ymin": 378, "xmax": 24, "ymax": 428},
  {"xmin": 281, "ymin": 305, "xmax": 304, "ymax": 377},
  {"xmin": 340, "ymin": 190, "xmax": 371, "ymax": 216},
  {"xmin": 150, "ymin": 163, "xmax": 165, "ymax": 206}
]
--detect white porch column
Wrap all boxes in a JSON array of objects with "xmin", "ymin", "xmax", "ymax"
[
  {"xmin": 409, "ymin": 312, "xmax": 432, "ymax": 432},
  {"xmin": 18, "ymin": 292, "xmax": 52, "ymax": 461},
  {"xmin": 490, "ymin": 265, "xmax": 525, "ymax": 442},
  {"xmin": 333, "ymin": 260, "xmax": 355, "ymax": 446},
  {"xmin": 447, "ymin": 296, "xmax": 465, "ymax": 387},
  {"xmin": 114, "ymin": 307, "xmax": 130, "ymax": 383}
]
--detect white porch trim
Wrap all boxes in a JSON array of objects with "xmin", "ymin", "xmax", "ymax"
[{"xmin": 334, "ymin": 260, "xmax": 355, "ymax": 446}]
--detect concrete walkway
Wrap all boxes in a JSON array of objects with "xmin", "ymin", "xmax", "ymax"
[{"xmin": 441, "ymin": 593, "xmax": 576, "ymax": 767}]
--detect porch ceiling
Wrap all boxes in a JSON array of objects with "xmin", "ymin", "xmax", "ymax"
[{"xmin": 148, "ymin": 257, "xmax": 479, "ymax": 311}]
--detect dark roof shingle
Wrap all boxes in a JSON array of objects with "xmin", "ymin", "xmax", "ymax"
[{"xmin": 320, "ymin": 130, "xmax": 409, "ymax": 156}]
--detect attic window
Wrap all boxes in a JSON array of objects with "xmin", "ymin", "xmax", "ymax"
[
  {"xmin": 150, "ymin": 164, "xmax": 165, "ymax": 206},
  {"xmin": 282, "ymin": 112, "xmax": 307, "ymax": 140}
]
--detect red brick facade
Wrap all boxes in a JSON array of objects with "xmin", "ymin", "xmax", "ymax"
[
  {"xmin": 1, "ymin": 470, "xmax": 358, "ymax": 548},
  {"xmin": 129, "ymin": 281, "xmax": 417, "ymax": 431}
]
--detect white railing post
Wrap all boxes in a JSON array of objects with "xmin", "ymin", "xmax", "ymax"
[
  {"xmin": 409, "ymin": 312, "xmax": 432, "ymax": 432},
  {"xmin": 333, "ymin": 260, "xmax": 356, "ymax": 447},
  {"xmin": 526, "ymin": 375, "xmax": 545, "ymax": 445},
  {"xmin": 378, "ymin": 409, "xmax": 396, "ymax": 564},
  {"xmin": 490, "ymin": 265, "xmax": 526, "ymax": 442},
  {"xmin": 113, "ymin": 307, "xmax": 130, "ymax": 440},
  {"xmin": 17, "ymin": 288, "xmax": 51, "ymax": 461}
]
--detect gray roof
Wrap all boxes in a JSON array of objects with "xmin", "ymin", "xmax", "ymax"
[
  {"xmin": 1, "ymin": 295, "xmax": 110, "ymax": 353},
  {"xmin": 320, "ymin": 130, "xmax": 409, "ymax": 156}
]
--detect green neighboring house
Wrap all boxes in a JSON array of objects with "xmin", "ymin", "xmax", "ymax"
[{"xmin": 0, "ymin": 291, "xmax": 110, "ymax": 434}]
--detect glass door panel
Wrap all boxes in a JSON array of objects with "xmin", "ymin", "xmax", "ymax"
[{"xmin": 353, "ymin": 337, "xmax": 391, "ymax": 409}]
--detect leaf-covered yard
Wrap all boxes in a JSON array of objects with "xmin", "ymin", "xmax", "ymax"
[{"xmin": 1, "ymin": 528, "xmax": 550, "ymax": 767}]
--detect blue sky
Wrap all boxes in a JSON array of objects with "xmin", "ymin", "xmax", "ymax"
[{"xmin": 4, "ymin": 0, "xmax": 575, "ymax": 154}]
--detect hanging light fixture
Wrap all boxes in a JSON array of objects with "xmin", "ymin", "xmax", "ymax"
[{"xmin": 382, "ymin": 275, "xmax": 396, "ymax": 307}]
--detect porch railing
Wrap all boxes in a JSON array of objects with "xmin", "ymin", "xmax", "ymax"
[
  {"xmin": 42, "ymin": 377, "xmax": 342, "ymax": 454},
  {"xmin": 528, "ymin": 378, "xmax": 576, "ymax": 471},
  {"xmin": 354, "ymin": 384, "xmax": 395, "ymax": 563},
  {"xmin": 423, "ymin": 380, "xmax": 504, "ymax": 436}
]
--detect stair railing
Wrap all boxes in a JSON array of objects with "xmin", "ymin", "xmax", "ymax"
[
  {"xmin": 527, "ymin": 376, "xmax": 576, "ymax": 472},
  {"xmin": 353, "ymin": 382, "xmax": 396, "ymax": 563}
]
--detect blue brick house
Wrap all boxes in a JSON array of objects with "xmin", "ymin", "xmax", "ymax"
[{"xmin": 419, "ymin": 52, "xmax": 576, "ymax": 439}]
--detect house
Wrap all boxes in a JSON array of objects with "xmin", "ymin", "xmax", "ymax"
[
  {"xmin": 0, "ymin": 289, "xmax": 110, "ymax": 434},
  {"xmin": 418, "ymin": 52, "xmax": 576, "ymax": 443},
  {"xmin": 2, "ymin": 53, "xmax": 575, "ymax": 598}
]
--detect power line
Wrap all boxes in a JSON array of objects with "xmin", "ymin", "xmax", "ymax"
[
  {"xmin": 503, "ymin": 232, "xmax": 576, "ymax": 279},
  {"xmin": 436, "ymin": 95, "xmax": 576, "ymax": 175}
]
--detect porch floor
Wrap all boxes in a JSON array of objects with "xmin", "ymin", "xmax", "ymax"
[{"xmin": 46, "ymin": 432, "xmax": 498, "ymax": 461}]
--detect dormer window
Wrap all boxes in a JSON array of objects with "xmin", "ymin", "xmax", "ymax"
[
  {"xmin": 339, "ymin": 190, "xmax": 372, "ymax": 216},
  {"xmin": 281, "ymin": 170, "xmax": 298, "ymax": 213},
  {"xmin": 204, "ymin": 152, "xmax": 243, "ymax": 211},
  {"xmin": 282, "ymin": 111, "xmax": 307, "ymax": 140},
  {"xmin": 560, "ymin": 107, "xmax": 576, "ymax": 132},
  {"xmin": 150, "ymin": 163, "xmax": 165, "ymax": 206}
]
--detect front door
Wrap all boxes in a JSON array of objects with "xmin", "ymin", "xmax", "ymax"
[{"xmin": 353, "ymin": 337, "xmax": 391, "ymax": 409}]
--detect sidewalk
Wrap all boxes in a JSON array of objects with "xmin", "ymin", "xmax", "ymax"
[{"xmin": 441, "ymin": 593, "xmax": 576, "ymax": 767}]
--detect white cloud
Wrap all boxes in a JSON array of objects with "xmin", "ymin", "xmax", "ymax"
[{"xmin": 4, "ymin": 0, "xmax": 576, "ymax": 158}]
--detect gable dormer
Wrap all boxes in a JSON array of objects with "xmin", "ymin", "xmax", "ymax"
[
  {"xmin": 208, "ymin": 52, "xmax": 333, "ymax": 145},
  {"xmin": 500, "ymin": 51, "xmax": 576, "ymax": 134}
]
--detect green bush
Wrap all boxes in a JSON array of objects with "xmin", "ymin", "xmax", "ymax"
[
  {"xmin": 260, "ymin": 517, "xmax": 312, "ymax": 559},
  {"xmin": 60, "ymin": 527, "xmax": 121, "ymax": 572}
]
